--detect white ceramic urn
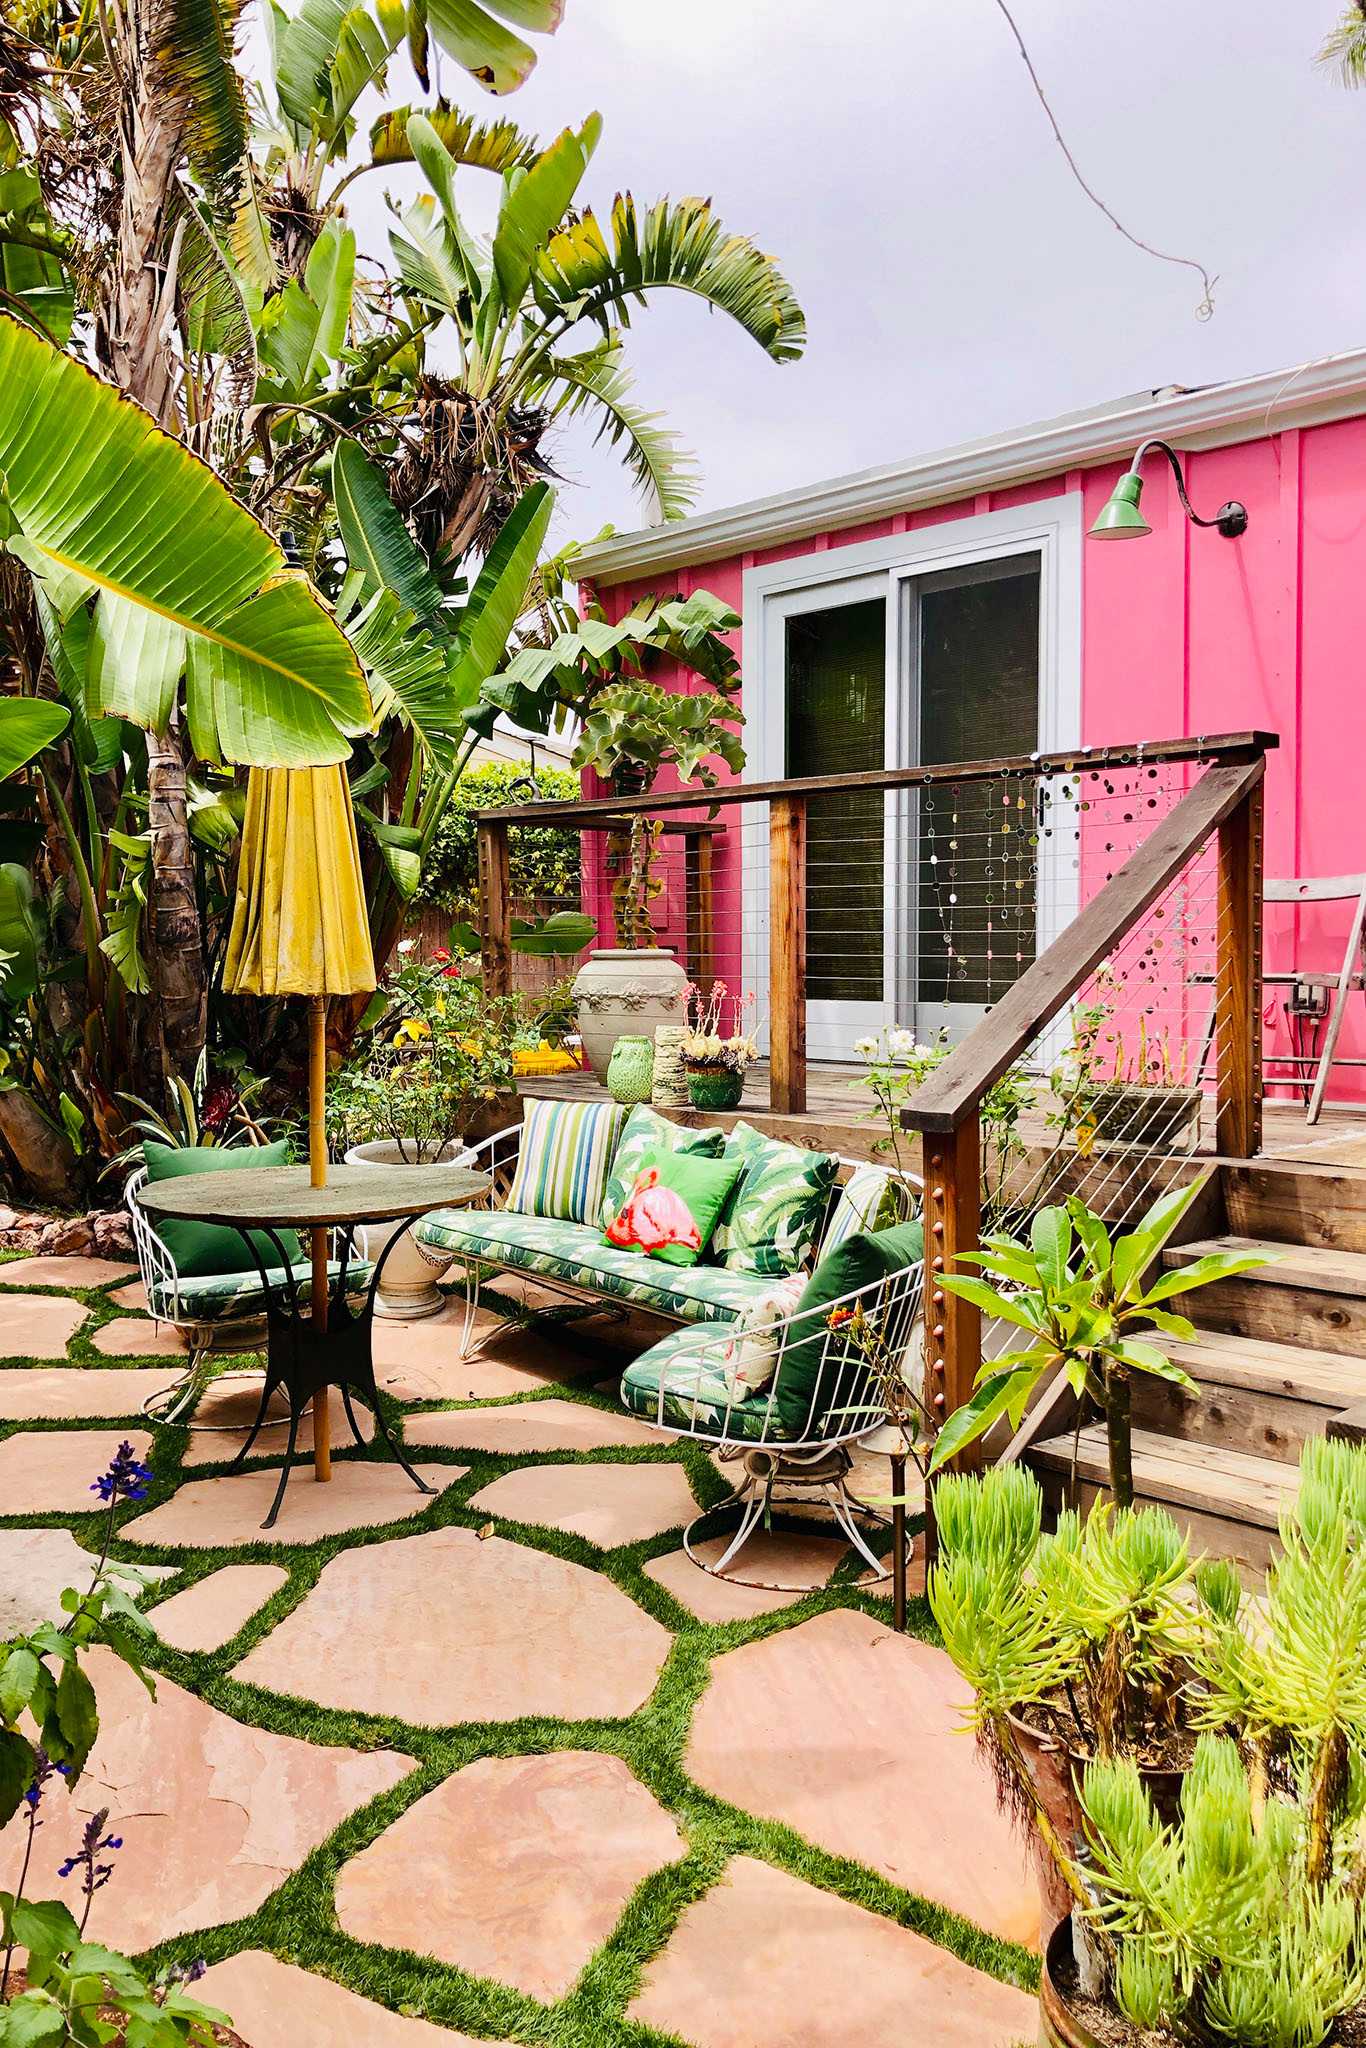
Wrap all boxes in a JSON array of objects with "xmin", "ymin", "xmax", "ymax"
[
  {"xmin": 341, "ymin": 1138, "xmax": 463, "ymax": 1319},
  {"xmin": 570, "ymin": 948, "xmax": 689, "ymax": 1083}
]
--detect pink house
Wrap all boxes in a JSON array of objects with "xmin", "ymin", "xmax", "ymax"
[{"xmin": 571, "ymin": 348, "xmax": 1366, "ymax": 1098}]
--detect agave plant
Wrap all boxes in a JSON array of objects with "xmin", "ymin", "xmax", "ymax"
[{"xmin": 929, "ymin": 1181, "xmax": 1270, "ymax": 1507}]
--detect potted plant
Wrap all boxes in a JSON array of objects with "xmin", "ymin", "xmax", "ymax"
[
  {"xmin": 681, "ymin": 980, "xmax": 759, "ymax": 1110},
  {"xmin": 1030, "ymin": 1435, "xmax": 1366, "ymax": 2048},
  {"xmin": 328, "ymin": 949, "xmax": 536, "ymax": 1317},
  {"xmin": 1051, "ymin": 976, "xmax": 1204, "ymax": 1157},
  {"xmin": 480, "ymin": 589, "xmax": 746, "ymax": 1082}
]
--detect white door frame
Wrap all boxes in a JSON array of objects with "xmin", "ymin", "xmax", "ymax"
[{"xmin": 740, "ymin": 496, "xmax": 1084, "ymax": 1062}]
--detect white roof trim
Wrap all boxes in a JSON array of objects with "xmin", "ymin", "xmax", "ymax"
[{"xmin": 573, "ymin": 345, "xmax": 1366, "ymax": 583}]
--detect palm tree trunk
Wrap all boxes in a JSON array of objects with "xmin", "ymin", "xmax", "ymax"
[{"xmin": 96, "ymin": 0, "xmax": 206, "ymax": 1106}]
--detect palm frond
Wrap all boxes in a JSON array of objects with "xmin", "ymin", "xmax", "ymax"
[
  {"xmin": 369, "ymin": 98, "xmax": 541, "ymax": 174},
  {"xmin": 532, "ymin": 193, "xmax": 806, "ymax": 363},
  {"xmin": 174, "ymin": 184, "xmax": 258, "ymax": 402},
  {"xmin": 542, "ymin": 339, "xmax": 698, "ymax": 523},
  {"xmin": 155, "ymin": 0, "xmax": 250, "ymax": 214},
  {"xmin": 1318, "ymin": 5, "xmax": 1366, "ymax": 85}
]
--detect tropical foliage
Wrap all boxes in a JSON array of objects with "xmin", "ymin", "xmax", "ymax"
[
  {"xmin": 928, "ymin": 1182, "xmax": 1268, "ymax": 1504},
  {"xmin": 0, "ymin": 0, "xmax": 803, "ymax": 1202},
  {"xmin": 415, "ymin": 759, "xmax": 581, "ymax": 914}
]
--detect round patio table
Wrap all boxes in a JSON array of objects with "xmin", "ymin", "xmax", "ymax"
[{"xmin": 135, "ymin": 1162, "xmax": 490, "ymax": 1529}]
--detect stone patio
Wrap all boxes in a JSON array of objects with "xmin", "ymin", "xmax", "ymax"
[{"xmin": 0, "ymin": 1256, "xmax": 1041, "ymax": 2048}]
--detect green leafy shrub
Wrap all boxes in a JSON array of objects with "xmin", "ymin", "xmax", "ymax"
[{"xmin": 415, "ymin": 763, "xmax": 582, "ymax": 916}]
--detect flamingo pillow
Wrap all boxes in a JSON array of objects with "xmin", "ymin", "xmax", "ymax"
[{"xmin": 603, "ymin": 1150, "xmax": 746, "ymax": 1269}]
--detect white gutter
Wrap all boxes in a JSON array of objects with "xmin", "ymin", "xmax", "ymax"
[{"xmin": 573, "ymin": 345, "xmax": 1366, "ymax": 583}]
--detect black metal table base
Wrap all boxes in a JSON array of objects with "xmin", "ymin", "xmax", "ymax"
[{"xmin": 224, "ymin": 1226, "xmax": 436, "ymax": 1529}]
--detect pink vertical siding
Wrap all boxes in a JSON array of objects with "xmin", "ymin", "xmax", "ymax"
[{"xmin": 587, "ymin": 411, "xmax": 1366, "ymax": 1102}]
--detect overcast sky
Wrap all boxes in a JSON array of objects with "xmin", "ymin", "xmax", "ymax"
[{"xmin": 330, "ymin": 0, "xmax": 1366, "ymax": 554}]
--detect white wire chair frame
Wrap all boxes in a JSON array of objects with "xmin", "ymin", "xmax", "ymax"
[
  {"xmin": 126, "ymin": 1165, "xmax": 288, "ymax": 1431},
  {"xmin": 642, "ymin": 1263, "xmax": 926, "ymax": 1588}
]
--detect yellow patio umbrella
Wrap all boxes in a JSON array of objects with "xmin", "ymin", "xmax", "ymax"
[{"xmin": 222, "ymin": 673, "xmax": 376, "ymax": 1481}]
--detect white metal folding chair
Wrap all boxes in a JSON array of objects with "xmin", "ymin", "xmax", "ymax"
[{"xmin": 1263, "ymin": 874, "xmax": 1366, "ymax": 1125}]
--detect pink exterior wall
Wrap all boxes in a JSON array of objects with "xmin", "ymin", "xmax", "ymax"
[{"xmin": 585, "ymin": 412, "xmax": 1366, "ymax": 1100}]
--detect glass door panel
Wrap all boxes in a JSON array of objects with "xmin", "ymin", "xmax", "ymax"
[
  {"xmin": 784, "ymin": 598, "xmax": 887, "ymax": 1053},
  {"xmin": 910, "ymin": 556, "xmax": 1041, "ymax": 1035}
]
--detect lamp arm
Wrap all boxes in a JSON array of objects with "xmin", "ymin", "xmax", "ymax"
[{"xmin": 1132, "ymin": 439, "xmax": 1225, "ymax": 530}]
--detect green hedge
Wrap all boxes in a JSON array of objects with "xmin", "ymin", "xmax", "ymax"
[{"xmin": 416, "ymin": 761, "xmax": 583, "ymax": 915}]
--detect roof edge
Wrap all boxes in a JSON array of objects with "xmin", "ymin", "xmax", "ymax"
[{"xmin": 573, "ymin": 346, "xmax": 1366, "ymax": 584}]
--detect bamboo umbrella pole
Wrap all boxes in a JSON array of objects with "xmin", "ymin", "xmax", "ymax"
[{"xmin": 308, "ymin": 994, "xmax": 331, "ymax": 1482}]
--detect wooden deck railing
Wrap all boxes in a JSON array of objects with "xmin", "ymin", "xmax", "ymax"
[{"xmin": 899, "ymin": 740, "xmax": 1272, "ymax": 1457}]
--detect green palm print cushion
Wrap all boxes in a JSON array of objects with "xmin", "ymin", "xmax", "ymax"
[
  {"xmin": 598, "ymin": 1104, "xmax": 724, "ymax": 1235},
  {"xmin": 714, "ymin": 1123, "xmax": 838, "ymax": 1277}
]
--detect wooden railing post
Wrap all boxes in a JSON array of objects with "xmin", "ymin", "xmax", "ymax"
[
  {"xmin": 769, "ymin": 794, "xmax": 806, "ymax": 1115},
  {"xmin": 478, "ymin": 817, "xmax": 512, "ymax": 998},
  {"xmin": 1215, "ymin": 774, "xmax": 1264, "ymax": 1158},
  {"xmin": 921, "ymin": 1118, "xmax": 982, "ymax": 1471}
]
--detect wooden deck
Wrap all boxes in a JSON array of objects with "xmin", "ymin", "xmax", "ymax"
[{"xmin": 520, "ymin": 1060, "xmax": 1366, "ymax": 1166}]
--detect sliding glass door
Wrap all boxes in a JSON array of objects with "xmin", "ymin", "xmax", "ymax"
[{"xmin": 774, "ymin": 551, "xmax": 1043, "ymax": 1059}]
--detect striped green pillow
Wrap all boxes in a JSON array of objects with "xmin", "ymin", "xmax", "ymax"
[
  {"xmin": 820, "ymin": 1165, "xmax": 901, "ymax": 1255},
  {"xmin": 507, "ymin": 1098, "xmax": 629, "ymax": 1224}
]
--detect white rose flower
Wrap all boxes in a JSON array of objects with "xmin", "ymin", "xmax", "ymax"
[
  {"xmin": 853, "ymin": 1036, "xmax": 878, "ymax": 1057},
  {"xmin": 888, "ymin": 1029, "xmax": 916, "ymax": 1059},
  {"xmin": 397, "ymin": 939, "xmax": 415, "ymax": 955}
]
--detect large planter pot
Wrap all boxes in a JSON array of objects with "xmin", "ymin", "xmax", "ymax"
[
  {"xmin": 342, "ymin": 1139, "xmax": 464, "ymax": 1320},
  {"xmin": 1039, "ymin": 1916, "xmax": 1106, "ymax": 2048},
  {"xmin": 1008, "ymin": 1709, "xmax": 1188, "ymax": 1947},
  {"xmin": 571, "ymin": 949, "xmax": 687, "ymax": 1084}
]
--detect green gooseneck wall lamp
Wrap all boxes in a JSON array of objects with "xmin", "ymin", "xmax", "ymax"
[{"xmin": 1089, "ymin": 438, "xmax": 1249, "ymax": 541}]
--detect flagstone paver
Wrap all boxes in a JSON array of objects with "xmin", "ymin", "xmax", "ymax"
[
  {"xmin": 686, "ymin": 1609, "xmax": 1038, "ymax": 1950},
  {"xmin": 181, "ymin": 1380, "xmax": 374, "ymax": 1464},
  {"xmin": 373, "ymin": 1303, "xmax": 590, "ymax": 1402},
  {"xmin": 0, "ymin": 1426, "xmax": 154, "ymax": 1511},
  {"xmin": 403, "ymin": 1396, "xmax": 661, "ymax": 1454},
  {"xmin": 644, "ymin": 1532, "xmax": 853, "ymax": 1622},
  {"xmin": 198, "ymin": 1951, "xmax": 517, "ymax": 2048},
  {"xmin": 90, "ymin": 1316, "xmax": 195, "ymax": 1358},
  {"xmin": 469, "ymin": 1459, "xmax": 699, "ymax": 1547},
  {"xmin": 0, "ymin": 1526, "xmax": 173, "ymax": 1635},
  {"xmin": 231, "ymin": 1525, "xmax": 672, "ymax": 1722},
  {"xmin": 629, "ymin": 1856, "xmax": 1036, "ymax": 2048},
  {"xmin": 123, "ymin": 1461, "xmax": 460, "ymax": 1546},
  {"xmin": 0, "ymin": 1255, "xmax": 136, "ymax": 1289},
  {"xmin": 150, "ymin": 1564, "xmax": 291, "ymax": 1652},
  {"xmin": 337, "ymin": 1752, "xmax": 686, "ymax": 1999},
  {"xmin": 0, "ymin": 1648, "xmax": 412, "ymax": 1951},
  {"xmin": 0, "ymin": 1367, "xmax": 176, "ymax": 1418},
  {"xmin": 109, "ymin": 1278, "xmax": 149, "ymax": 1311},
  {"xmin": 0, "ymin": 1293, "xmax": 88, "ymax": 1359}
]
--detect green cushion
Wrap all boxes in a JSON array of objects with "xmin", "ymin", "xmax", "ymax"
[
  {"xmin": 713, "ymin": 1122, "xmax": 838, "ymax": 1277},
  {"xmin": 413, "ymin": 1208, "xmax": 777, "ymax": 1322},
  {"xmin": 604, "ymin": 1149, "xmax": 746, "ymax": 1269},
  {"xmin": 774, "ymin": 1221, "xmax": 925, "ymax": 1439},
  {"xmin": 150, "ymin": 1258, "xmax": 372, "ymax": 1324},
  {"xmin": 621, "ymin": 1328, "xmax": 792, "ymax": 1443},
  {"xmin": 598, "ymin": 1105, "xmax": 723, "ymax": 1234},
  {"xmin": 145, "ymin": 1140, "xmax": 296, "ymax": 1279}
]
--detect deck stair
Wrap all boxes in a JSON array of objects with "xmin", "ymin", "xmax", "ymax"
[{"xmin": 1024, "ymin": 1161, "xmax": 1366, "ymax": 1574}]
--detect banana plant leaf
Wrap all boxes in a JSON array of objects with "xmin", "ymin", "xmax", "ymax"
[
  {"xmin": 0, "ymin": 317, "xmax": 370, "ymax": 766},
  {"xmin": 0, "ymin": 699, "xmax": 69, "ymax": 780}
]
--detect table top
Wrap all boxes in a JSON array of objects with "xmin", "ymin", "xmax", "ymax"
[{"xmin": 134, "ymin": 1162, "xmax": 492, "ymax": 1230}]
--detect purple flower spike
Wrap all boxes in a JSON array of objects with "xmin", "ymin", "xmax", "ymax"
[{"xmin": 90, "ymin": 1440, "xmax": 154, "ymax": 1504}]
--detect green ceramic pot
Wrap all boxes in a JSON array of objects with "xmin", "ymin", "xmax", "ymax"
[
  {"xmin": 686, "ymin": 1064, "xmax": 744, "ymax": 1111},
  {"xmin": 606, "ymin": 1034, "xmax": 655, "ymax": 1104}
]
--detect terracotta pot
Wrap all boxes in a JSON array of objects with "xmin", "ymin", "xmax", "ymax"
[
  {"xmin": 342, "ymin": 1139, "xmax": 463, "ymax": 1320},
  {"xmin": 571, "ymin": 948, "xmax": 687, "ymax": 1082},
  {"xmin": 1039, "ymin": 1916, "xmax": 1108, "ymax": 2048},
  {"xmin": 1007, "ymin": 1710, "xmax": 1187, "ymax": 1948}
]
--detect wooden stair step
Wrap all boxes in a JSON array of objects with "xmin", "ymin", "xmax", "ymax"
[
  {"xmin": 1028, "ymin": 1425, "xmax": 1299, "ymax": 1531},
  {"xmin": 1150, "ymin": 1330, "xmax": 1366, "ymax": 1407},
  {"xmin": 1160, "ymin": 1236, "xmax": 1366, "ymax": 1356},
  {"xmin": 1163, "ymin": 1235, "xmax": 1366, "ymax": 1296},
  {"xmin": 1223, "ymin": 1160, "xmax": 1366, "ymax": 1255}
]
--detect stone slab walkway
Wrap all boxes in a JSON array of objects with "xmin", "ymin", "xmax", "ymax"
[{"xmin": 0, "ymin": 1249, "xmax": 1041, "ymax": 2048}]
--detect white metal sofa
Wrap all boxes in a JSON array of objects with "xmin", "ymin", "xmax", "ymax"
[{"xmin": 414, "ymin": 1114, "xmax": 924, "ymax": 1581}]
